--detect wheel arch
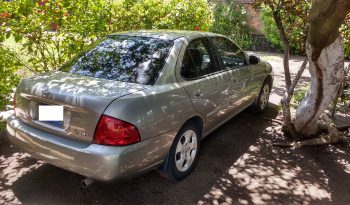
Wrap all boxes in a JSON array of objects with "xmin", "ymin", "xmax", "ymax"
[
  {"xmin": 182, "ymin": 115, "xmax": 205, "ymax": 138},
  {"xmin": 264, "ymin": 74, "xmax": 273, "ymax": 88},
  {"xmin": 158, "ymin": 115, "xmax": 204, "ymax": 179}
]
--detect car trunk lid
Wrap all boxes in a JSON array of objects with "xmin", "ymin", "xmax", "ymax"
[{"xmin": 15, "ymin": 71, "xmax": 148, "ymax": 143}]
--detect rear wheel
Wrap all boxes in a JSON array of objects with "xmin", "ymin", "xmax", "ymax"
[
  {"xmin": 251, "ymin": 80, "xmax": 271, "ymax": 114},
  {"xmin": 159, "ymin": 122, "xmax": 200, "ymax": 180}
]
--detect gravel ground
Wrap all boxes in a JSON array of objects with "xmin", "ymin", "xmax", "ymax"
[{"xmin": 1, "ymin": 52, "xmax": 350, "ymax": 205}]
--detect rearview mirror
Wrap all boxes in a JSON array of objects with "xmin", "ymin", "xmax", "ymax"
[{"xmin": 249, "ymin": 55, "xmax": 260, "ymax": 65}]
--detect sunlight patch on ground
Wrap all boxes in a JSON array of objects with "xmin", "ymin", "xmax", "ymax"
[
  {"xmin": 197, "ymin": 139, "xmax": 332, "ymax": 205},
  {"xmin": 0, "ymin": 152, "xmax": 42, "ymax": 204},
  {"xmin": 246, "ymin": 51, "xmax": 283, "ymax": 62},
  {"xmin": 328, "ymin": 146, "xmax": 350, "ymax": 174},
  {"xmin": 260, "ymin": 55, "xmax": 283, "ymax": 62}
]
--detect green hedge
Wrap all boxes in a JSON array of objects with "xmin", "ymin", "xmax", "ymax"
[
  {"xmin": 261, "ymin": 6, "xmax": 350, "ymax": 56},
  {"xmin": 261, "ymin": 8, "xmax": 308, "ymax": 55},
  {"xmin": 0, "ymin": 0, "xmax": 255, "ymax": 110},
  {"xmin": 0, "ymin": 47, "xmax": 21, "ymax": 110},
  {"xmin": 0, "ymin": 0, "xmax": 212, "ymax": 72},
  {"xmin": 0, "ymin": 0, "xmax": 213, "ymax": 110}
]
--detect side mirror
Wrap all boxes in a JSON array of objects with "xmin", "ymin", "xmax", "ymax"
[{"xmin": 249, "ymin": 55, "xmax": 260, "ymax": 65}]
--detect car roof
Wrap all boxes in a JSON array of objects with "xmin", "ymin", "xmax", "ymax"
[{"xmin": 108, "ymin": 30, "xmax": 225, "ymax": 41}]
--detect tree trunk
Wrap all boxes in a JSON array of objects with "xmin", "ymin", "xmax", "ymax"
[
  {"xmin": 270, "ymin": 8, "xmax": 295, "ymax": 135},
  {"xmin": 281, "ymin": 58, "xmax": 308, "ymax": 137},
  {"xmin": 293, "ymin": 0, "xmax": 350, "ymax": 138},
  {"xmin": 282, "ymin": 43, "xmax": 291, "ymax": 89},
  {"xmin": 294, "ymin": 37, "xmax": 345, "ymax": 136},
  {"xmin": 272, "ymin": 10, "xmax": 291, "ymax": 89}
]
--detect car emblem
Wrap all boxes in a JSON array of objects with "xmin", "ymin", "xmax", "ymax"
[
  {"xmin": 80, "ymin": 132, "xmax": 89, "ymax": 137},
  {"xmin": 42, "ymin": 88, "xmax": 50, "ymax": 97}
]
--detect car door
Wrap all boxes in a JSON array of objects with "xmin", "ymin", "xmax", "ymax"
[
  {"xmin": 177, "ymin": 37, "xmax": 232, "ymax": 131},
  {"xmin": 210, "ymin": 37, "xmax": 256, "ymax": 112}
]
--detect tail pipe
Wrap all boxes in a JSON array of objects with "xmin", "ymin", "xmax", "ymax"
[{"xmin": 81, "ymin": 178, "xmax": 93, "ymax": 188}]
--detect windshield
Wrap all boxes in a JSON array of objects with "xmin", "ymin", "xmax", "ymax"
[{"xmin": 61, "ymin": 35, "xmax": 174, "ymax": 85}]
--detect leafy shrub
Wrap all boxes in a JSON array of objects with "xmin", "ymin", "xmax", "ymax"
[
  {"xmin": 112, "ymin": 0, "xmax": 212, "ymax": 31},
  {"xmin": 0, "ymin": 0, "xmax": 212, "ymax": 110},
  {"xmin": 262, "ymin": 4, "xmax": 350, "ymax": 57},
  {"xmin": 210, "ymin": 0, "xmax": 252, "ymax": 49},
  {"xmin": 261, "ymin": 6, "xmax": 309, "ymax": 55},
  {"xmin": 0, "ymin": 47, "xmax": 21, "ymax": 110},
  {"xmin": 291, "ymin": 85, "xmax": 309, "ymax": 109},
  {"xmin": 0, "ymin": 121, "xmax": 6, "ymax": 132},
  {"xmin": 0, "ymin": 0, "xmax": 114, "ymax": 73},
  {"xmin": 0, "ymin": 0, "xmax": 212, "ymax": 73},
  {"xmin": 340, "ymin": 16, "xmax": 350, "ymax": 57}
]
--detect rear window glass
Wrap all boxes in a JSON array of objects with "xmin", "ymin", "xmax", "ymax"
[{"xmin": 61, "ymin": 35, "xmax": 174, "ymax": 85}]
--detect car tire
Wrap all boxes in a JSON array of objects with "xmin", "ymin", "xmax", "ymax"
[
  {"xmin": 159, "ymin": 122, "xmax": 200, "ymax": 181},
  {"xmin": 250, "ymin": 80, "xmax": 271, "ymax": 114}
]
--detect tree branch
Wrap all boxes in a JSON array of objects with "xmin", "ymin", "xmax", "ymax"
[
  {"xmin": 281, "ymin": 57, "xmax": 308, "ymax": 137},
  {"xmin": 287, "ymin": 57, "xmax": 309, "ymax": 95}
]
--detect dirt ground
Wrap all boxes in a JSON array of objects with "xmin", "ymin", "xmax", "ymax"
[{"xmin": 1, "ymin": 52, "xmax": 350, "ymax": 205}]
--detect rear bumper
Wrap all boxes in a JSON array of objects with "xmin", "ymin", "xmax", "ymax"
[{"xmin": 6, "ymin": 115, "xmax": 173, "ymax": 182}]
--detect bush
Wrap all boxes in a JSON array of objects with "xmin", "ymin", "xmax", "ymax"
[
  {"xmin": 0, "ymin": 0, "xmax": 211, "ymax": 110},
  {"xmin": 0, "ymin": 0, "xmax": 212, "ymax": 73},
  {"xmin": 0, "ymin": 0, "xmax": 212, "ymax": 110},
  {"xmin": 0, "ymin": 47, "xmax": 21, "ymax": 110},
  {"xmin": 341, "ymin": 16, "xmax": 350, "ymax": 58},
  {"xmin": 261, "ymin": 7, "xmax": 309, "ymax": 55},
  {"xmin": 0, "ymin": 121, "xmax": 6, "ymax": 132},
  {"xmin": 291, "ymin": 86, "xmax": 308, "ymax": 108},
  {"xmin": 262, "ymin": 5, "xmax": 350, "ymax": 57},
  {"xmin": 112, "ymin": 0, "xmax": 212, "ymax": 31},
  {"xmin": 0, "ymin": 0, "xmax": 114, "ymax": 72},
  {"xmin": 210, "ymin": 0, "xmax": 252, "ymax": 49}
]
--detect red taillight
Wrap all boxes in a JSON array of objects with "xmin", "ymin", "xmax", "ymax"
[{"xmin": 93, "ymin": 115, "xmax": 141, "ymax": 146}]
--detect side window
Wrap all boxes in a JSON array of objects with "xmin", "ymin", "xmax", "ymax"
[
  {"xmin": 211, "ymin": 37, "xmax": 247, "ymax": 69},
  {"xmin": 181, "ymin": 38, "xmax": 219, "ymax": 79}
]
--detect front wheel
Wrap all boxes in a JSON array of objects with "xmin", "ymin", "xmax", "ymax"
[
  {"xmin": 159, "ymin": 122, "xmax": 200, "ymax": 180},
  {"xmin": 251, "ymin": 81, "xmax": 271, "ymax": 114}
]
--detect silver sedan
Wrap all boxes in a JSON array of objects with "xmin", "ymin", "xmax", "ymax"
[{"xmin": 7, "ymin": 30, "xmax": 273, "ymax": 184}]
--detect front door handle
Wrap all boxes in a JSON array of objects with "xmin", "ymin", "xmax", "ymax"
[{"xmin": 193, "ymin": 90, "xmax": 203, "ymax": 97}]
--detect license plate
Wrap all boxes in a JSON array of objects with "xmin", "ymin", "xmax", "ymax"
[
  {"xmin": 40, "ymin": 121, "xmax": 64, "ymax": 128},
  {"xmin": 38, "ymin": 105, "xmax": 64, "ymax": 127}
]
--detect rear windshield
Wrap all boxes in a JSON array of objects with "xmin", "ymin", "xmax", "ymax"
[{"xmin": 61, "ymin": 35, "xmax": 174, "ymax": 85}]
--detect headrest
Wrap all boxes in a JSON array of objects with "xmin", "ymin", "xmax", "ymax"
[{"xmin": 188, "ymin": 48, "xmax": 203, "ymax": 69}]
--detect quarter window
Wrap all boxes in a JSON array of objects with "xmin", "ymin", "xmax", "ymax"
[{"xmin": 211, "ymin": 37, "xmax": 247, "ymax": 69}]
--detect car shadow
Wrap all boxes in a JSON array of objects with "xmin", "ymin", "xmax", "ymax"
[
  {"xmin": 4, "ymin": 102, "xmax": 350, "ymax": 204},
  {"xmin": 1, "ymin": 104, "xmax": 277, "ymax": 204}
]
